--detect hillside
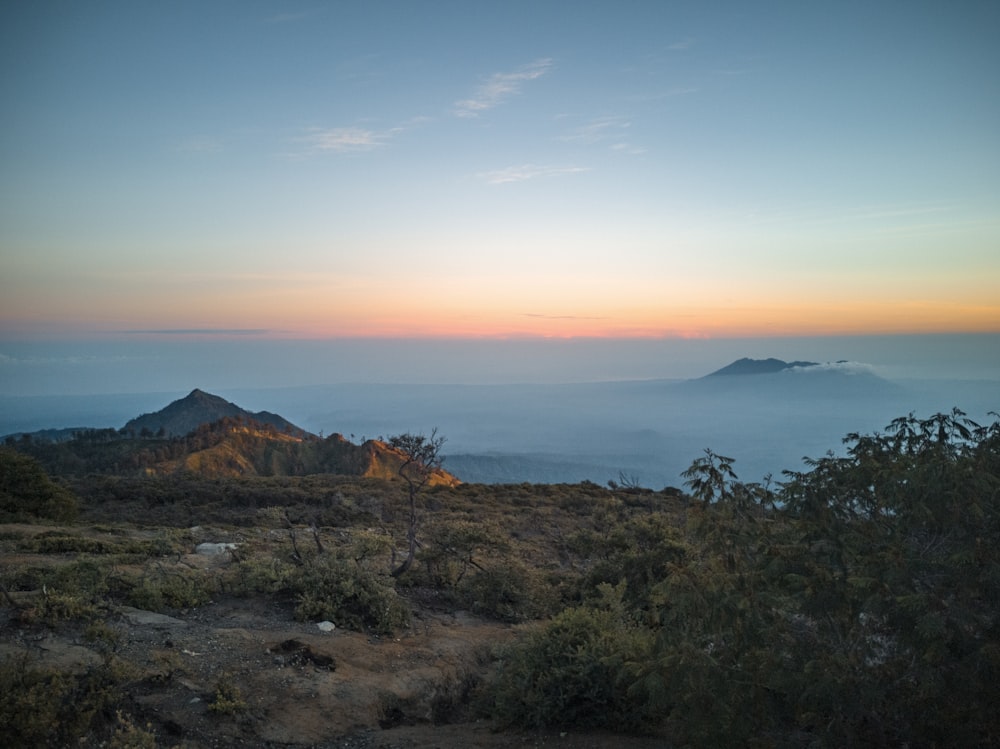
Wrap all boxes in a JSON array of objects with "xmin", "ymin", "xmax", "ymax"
[
  {"xmin": 1, "ymin": 409, "xmax": 997, "ymax": 747},
  {"xmin": 7, "ymin": 391, "xmax": 458, "ymax": 486}
]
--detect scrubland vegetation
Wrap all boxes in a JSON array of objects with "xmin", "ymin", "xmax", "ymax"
[{"xmin": 1, "ymin": 409, "xmax": 998, "ymax": 747}]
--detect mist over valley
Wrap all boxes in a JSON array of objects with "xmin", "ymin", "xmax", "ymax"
[
  {"xmin": 3, "ymin": 340, "xmax": 996, "ymax": 488},
  {"xmin": 234, "ymin": 369, "xmax": 995, "ymax": 487}
]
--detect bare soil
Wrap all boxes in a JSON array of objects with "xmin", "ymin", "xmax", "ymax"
[{"xmin": 1, "ymin": 527, "xmax": 667, "ymax": 748}]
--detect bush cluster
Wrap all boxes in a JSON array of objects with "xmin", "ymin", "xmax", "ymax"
[
  {"xmin": 0, "ymin": 448, "xmax": 79, "ymax": 522},
  {"xmin": 0, "ymin": 654, "xmax": 138, "ymax": 747},
  {"xmin": 489, "ymin": 591, "xmax": 655, "ymax": 731},
  {"xmin": 291, "ymin": 552, "xmax": 410, "ymax": 633}
]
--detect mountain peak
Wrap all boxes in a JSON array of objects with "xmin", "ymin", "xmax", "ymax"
[
  {"xmin": 123, "ymin": 389, "xmax": 309, "ymax": 438},
  {"xmin": 705, "ymin": 358, "xmax": 819, "ymax": 377},
  {"xmin": 181, "ymin": 388, "xmax": 223, "ymax": 404}
]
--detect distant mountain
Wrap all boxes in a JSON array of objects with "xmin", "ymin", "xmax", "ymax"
[
  {"xmin": 122, "ymin": 388, "xmax": 309, "ymax": 438},
  {"xmin": 705, "ymin": 358, "xmax": 819, "ymax": 377},
  {"xmin": 3, "ymin": 427, "xmax": 91, "ymax": 444},
  {"xmin": 683, "ymin": 357, "xmax": 902, "ymax": 405},
  {"xmin": 7, "ymin": 390, "xmax": 459, "ymax": 485}
]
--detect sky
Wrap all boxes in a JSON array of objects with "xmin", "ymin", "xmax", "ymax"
[{"xmin": 1, "ymin": 1, "xmax": 999, "ymax": 342}]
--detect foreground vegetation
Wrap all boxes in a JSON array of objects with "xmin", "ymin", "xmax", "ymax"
[{"xmin": 1, "ymin": 409, "xmax": 998, "ymax": 747}]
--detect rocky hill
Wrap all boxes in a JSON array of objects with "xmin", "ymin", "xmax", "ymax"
[{"xmin": 8, "ymin": 391, "xmax": 458, "ymax": 485}]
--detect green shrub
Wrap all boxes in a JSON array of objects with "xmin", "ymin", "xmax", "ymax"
[
  {"xmin": 0, "ymin": 448, "xmax": 78, "ymax": 522},
  {"xmin": 127, "ymin": 568, "xmax": 216, "ymax": 611},
  {"xmin": 108, "ymin": 710, "xmax": 158, "ymax": 748},
  {"xmin": 228, "ymin": 554, "xmax": 297, "ymax": 596},
  {"xmin": 0, "ymin": 653, "xmax": 134, "ymax": 746},
  {"xmin": 208, "ymin": 675, "xmax": 248, "ymax": 715},
  {"xmin": 459, "ymin": 560, "xmax": 558, "ymax": 623},
  {"xmin": 488, "ymin": 601, "xmax": 655, "ymax": 731},
  {"xmin": 291, "ymin": 554, "xmax": 409, "ymax": 634},
  {"xmin": 572, "ymin": 513, "xmax": 688, "ymax": 614},
  {"xmin": 36, "ymin": 588, "xmax": 101, "ymax": 623},
  {"xmin": 418, "ymin": 519, "xmax": 510, "ymax": 589},
  {"xmin": 31, "ymin": 533, "xmax": 112, "ymax": 554}
]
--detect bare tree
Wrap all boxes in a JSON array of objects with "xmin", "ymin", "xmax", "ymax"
[{"xmin": 388, "ymin": 429, "xmax": 446, "ymax": 577}]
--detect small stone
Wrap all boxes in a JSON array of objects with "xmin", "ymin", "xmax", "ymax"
[
  {"xmin": 195, "ymin": 542, "xmax": 239, "ymax": 555},
  {"xmin": 317, "ymin": 620, "xmax": 336, "ymax": 632}
]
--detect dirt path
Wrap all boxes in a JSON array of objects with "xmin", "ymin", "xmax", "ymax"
[{"xmin": 111, "ymin": 595, "xmax": 514, "ymax": 746}]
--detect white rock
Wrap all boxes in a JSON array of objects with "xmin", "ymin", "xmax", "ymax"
[
  {"xmin": 119, "ymin": 606, "xmax": 188, "ymax": 628},
  {"xmin": 316, "ymin": 620, "xmax": 336, "ymax": 632},
  {"xmin": 195, "ymin": 542, "xmax": 239, "ymax": 555}
]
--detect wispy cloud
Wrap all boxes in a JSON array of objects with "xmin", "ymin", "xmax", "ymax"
[
  {"xmin": 789, "ymin": 361, "xmax": 880, "ymax": 377},
  {"xmin": 454, "ymin": 58, "xmax": 552, "ymax": 117},
  {"xmin": 610, "ymin": 142, "xmax": 646, "ymax": 155},
  {"xmin": 559, "ymin": 116, "xmax": 645, "ymax": 154},
  {"xmin": 302, "ymin": 126, "xmax": 393, "ymax": 153},
  {"xmin": 668, "ymin": 38, "xmax": 696, "ymax": 51},
  {"xmin": 478, "ymin": 164, "xmax": 590, "ymax": 185},
  {"xmin": 559, "ymin": 116, "xmax": 630, "ymax": 145},
  {"xmin": 300, "ymin": 117, "xmax": 429, "ymax": 155}
]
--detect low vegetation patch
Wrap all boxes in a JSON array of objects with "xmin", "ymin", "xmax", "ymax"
[{"xmin": 0, "ymin": 653, "xmax": 137, "ymax": 747}]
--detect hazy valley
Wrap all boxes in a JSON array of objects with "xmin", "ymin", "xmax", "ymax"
[{"xmin": 3, "ymin": 358, "xmax": 996, "ymax": 488}]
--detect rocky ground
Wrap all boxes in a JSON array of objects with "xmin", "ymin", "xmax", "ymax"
[{"xmin": 1, "ymin": 526, "xmax": 668, "ymax": 748}]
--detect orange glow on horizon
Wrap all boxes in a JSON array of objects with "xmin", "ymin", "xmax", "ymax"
[
  {"xmin": 3, "ymin": 273, "xmax": 998, "ymax": 341},
  {"xmin": 4, "ymin": 303, "xmax": 999, "ymax": 341},
  {"xmin": 269, "ymin": 293, "xmax": 1000, "ymax": 339}
]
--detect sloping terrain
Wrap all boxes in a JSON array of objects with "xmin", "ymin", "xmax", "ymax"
[
  {"xmin": 10, "ymin": 415, "xmax": 458, "ymax": 486},
  {"xmin": 4, "ymin": 409, "xmax": 997, "ymax": 748}
]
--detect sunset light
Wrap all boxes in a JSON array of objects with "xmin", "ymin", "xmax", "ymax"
[
  {"xmin": 3, "ymin": 9, "xmax": 1000, "ymax": 746},
  {"xmin": 2, "ymin": 2, "xmax": 998, "ymax": 345}
]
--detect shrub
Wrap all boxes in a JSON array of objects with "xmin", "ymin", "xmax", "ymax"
[
  {"xmin": 0, "ymin": 448, "xmax": 78, "ymax": 522},
  {"xmin": 418, "ymin": 519, "xmax": 510, "ymax": 589},
  {"xmin": 291, "ymin": 554, "xmax": 410, "ymax": 634},
  {"xmin": 127, "ymin": 567, "xmax": 216, "ymax": 611},
  {"xmin": 36, "ymin": 588, "xmax": 101, "ymax": 623},
  {"xmin": 0, "ymin": 653, "xmax": 135, "ymax": 746},
  {"xmin": 107, "ymin": 710, "xmax": 157, "ymax": 748},
  {"xmin": 208, "ymin": 675, "xmax": 248, "ymax": 715},
  {"xmin": 459, "ymin": 560, "xmax": 559, "ymax": 623},
  {"xmin": 488, "ymin": 598, "xmax": 655, "ymax": 731},
  {"xmin": 228, "ymin": 554, "xmax": 297, "ymax": 596}
]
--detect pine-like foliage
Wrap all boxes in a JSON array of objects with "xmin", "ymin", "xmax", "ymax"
[{"xmin": 637, "ymin": 409, "xmax": 1000, "ymax": 747}]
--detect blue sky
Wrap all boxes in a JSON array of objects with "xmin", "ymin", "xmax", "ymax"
[{"xmin": 1, "ymin": 1, "xmax": 998, "ymax": 339}]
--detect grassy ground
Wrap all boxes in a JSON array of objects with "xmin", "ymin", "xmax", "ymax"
[{"xmin": 1, "ymin": 475, "xmax": 678, "ymax": 747}]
